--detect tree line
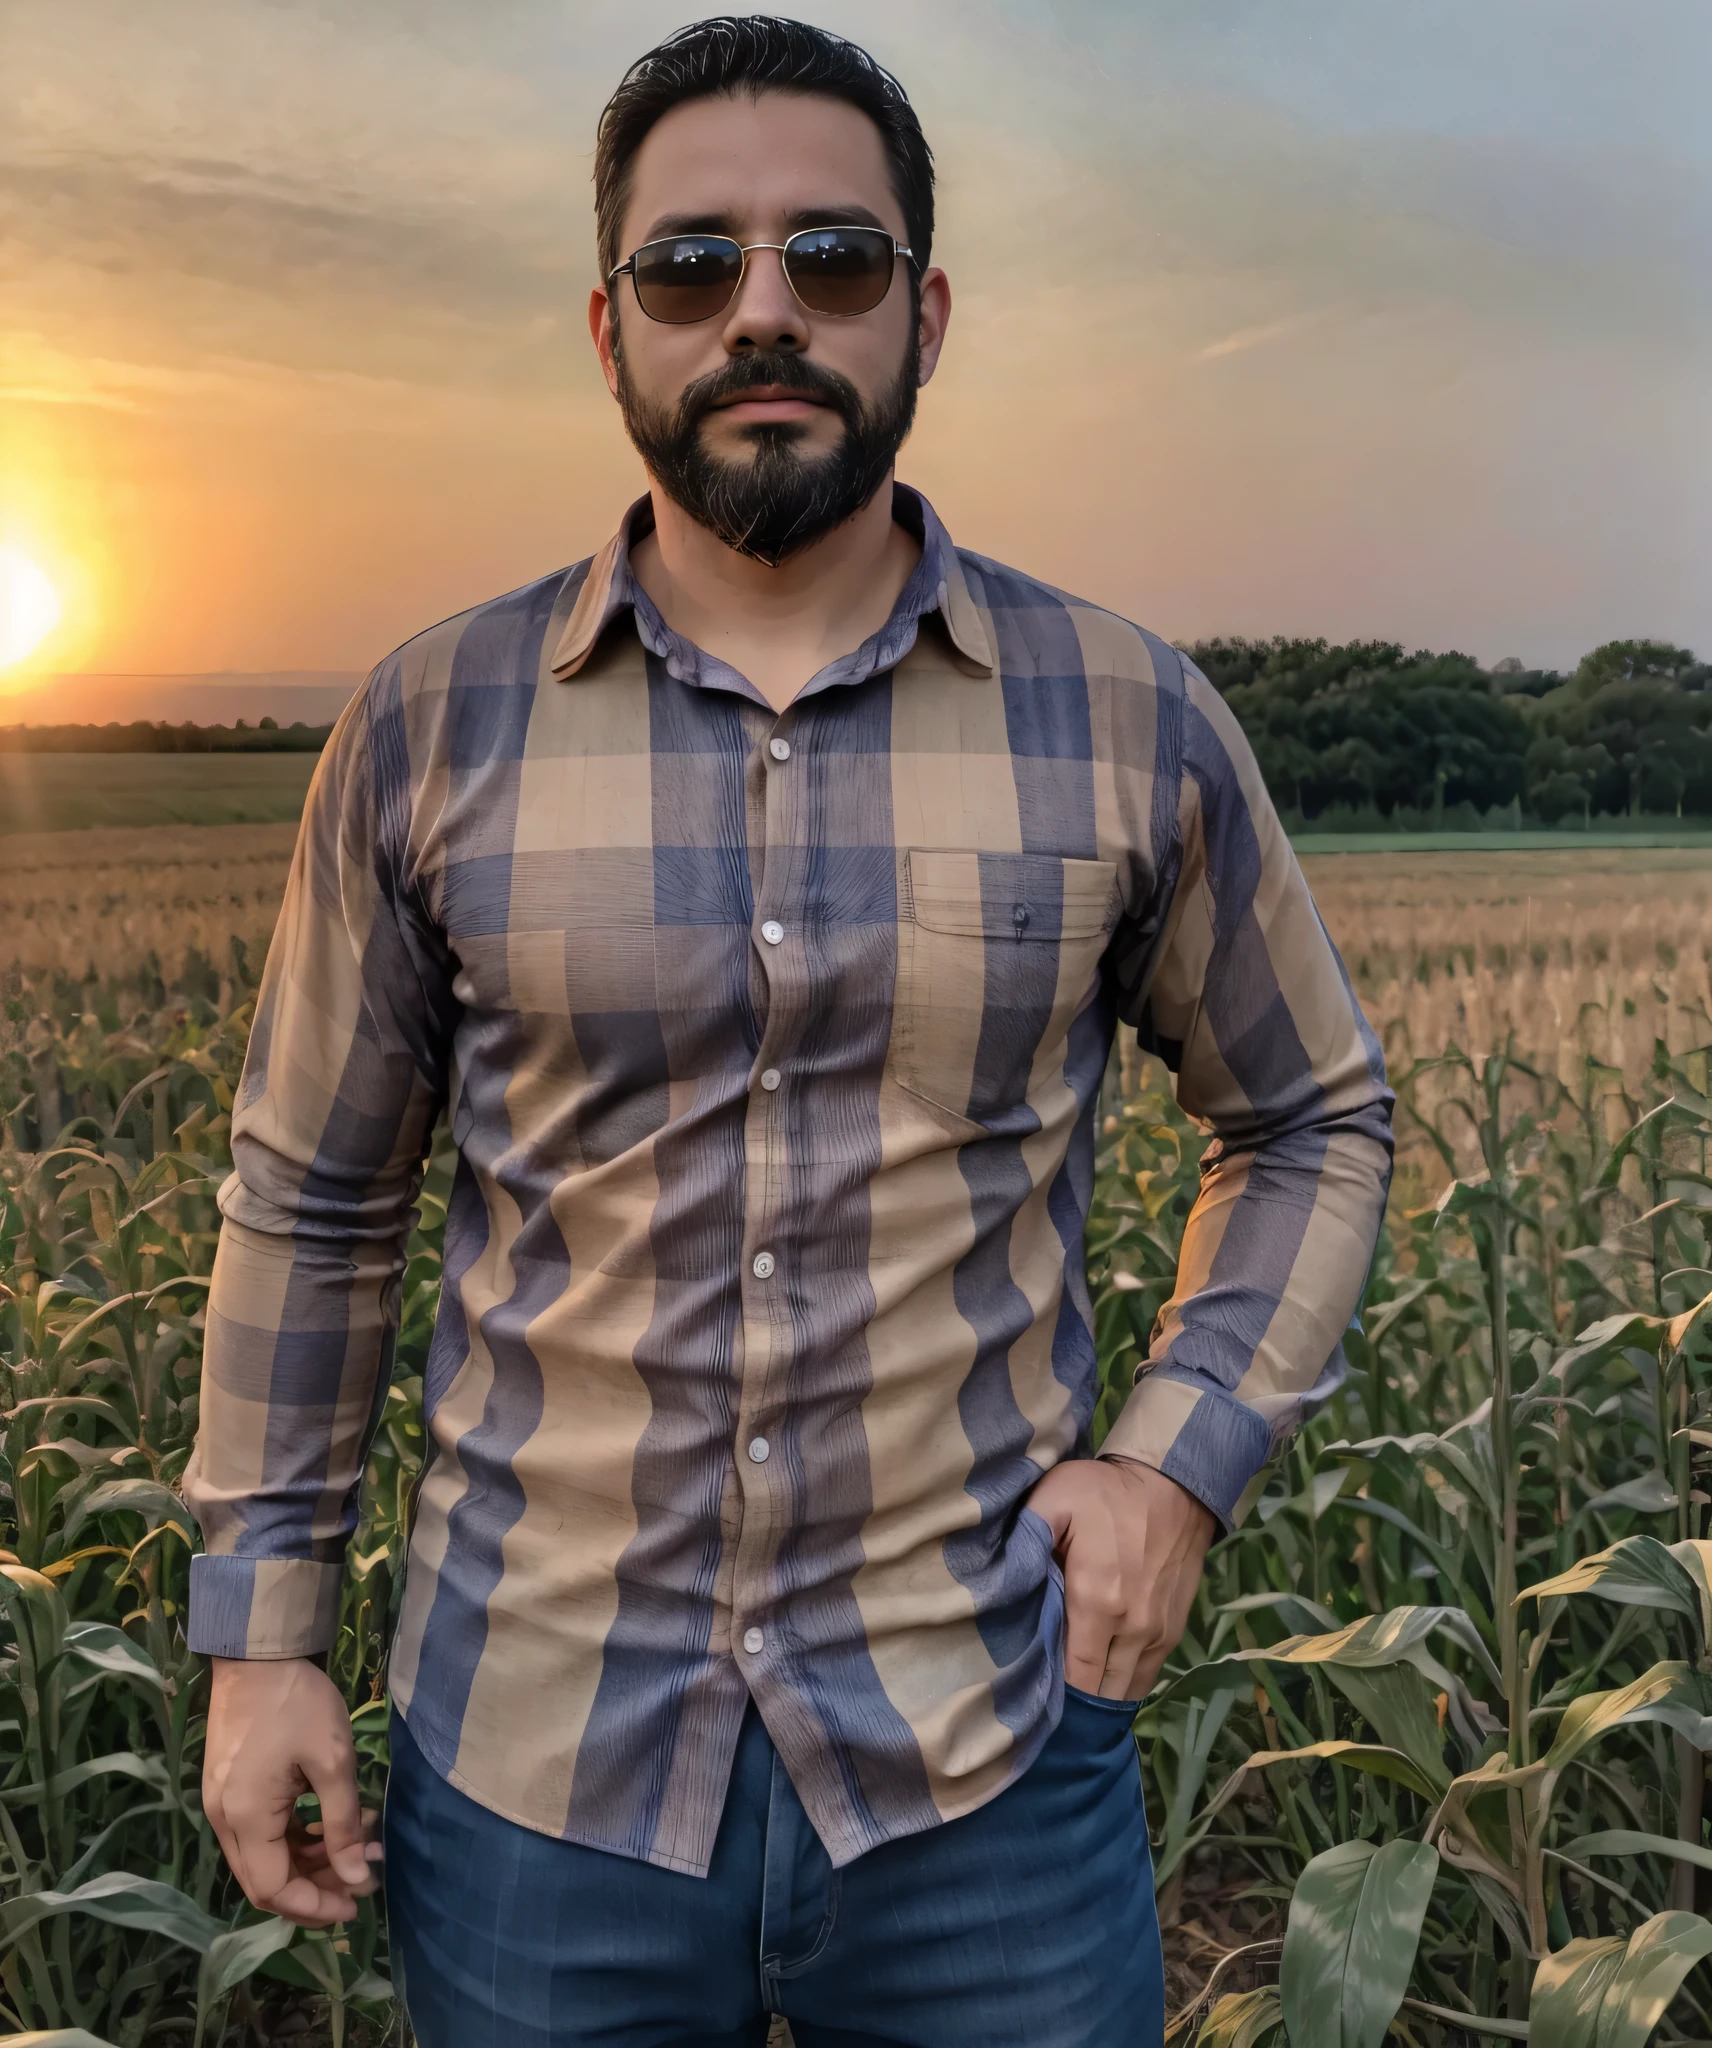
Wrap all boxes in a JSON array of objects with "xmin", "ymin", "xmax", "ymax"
[
  {"xmin": 5, "ymin": 637, "xmax": 1710, "ymax": 827},
  {"xmin": 0, "ymin": 719, "xmax": 334, "ymax": 754},
  {"xmin": 1185, "ymin": 636, "xmax": 1712, "ymax": 828}
]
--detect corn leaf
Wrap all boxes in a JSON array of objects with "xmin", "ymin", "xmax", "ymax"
[
  {"xmin": 1528, "ymin": 1912, "xmax": 1712, "ymax": 2048},
  {"xmin": 1592, "ymin": 1911, "xmax": 1712, "ymax": 2048},
  {"xmin": 196, "ymin": 1914, "xmax": 299, "ymax": 2034},
  {"xmin": 0, "ymin": 1871, "xmax": 225, "ymax": 1954},
  {"xmin": 1545, "ymin": 1662, "xmax": 1712, "ymax": 1768},
  {"xmin": 59, "ymin": 1476, "xmax": 197, "ymax": 1548},
  {"xmin": 1194, "ymin": 1987, "xmax": 1284, "ymax": 2048},
  {"xmin": 1525, "ymin": 1538, "xmax": 1702, "ymax": 1630},
  {"xmin": 1204, "ymin": 1741, "xmax": 1443, "ymax": 1828},
  {"xmin": 1320, "ymin": 1661, "xmax": 1452, "ymax": 1797},
  {"xmin": 1562, "ymin": 1829, "xmax": 1712, "ymax": 1877},
  {"xmin": 1279, "ymin": 1837, "xmax": 1439, "ymax": 2047},
  {"xmin": 60, "ymin": 1621, "xmax": 168, "ymax": 1692}
]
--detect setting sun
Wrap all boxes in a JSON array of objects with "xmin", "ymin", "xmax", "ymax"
[{"xmin": 0, "ymin": 548, "xmax": 63, "ymax": 668}]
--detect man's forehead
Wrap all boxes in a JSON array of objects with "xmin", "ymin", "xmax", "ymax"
[{"xmin": 623, "ymin": 91, "xmax": 903, "ymax": 240}]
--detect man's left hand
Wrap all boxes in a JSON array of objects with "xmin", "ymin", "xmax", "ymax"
[{"xmin": 1027, "ymin": 1458, "xmax": 1217, "ymax": 1702}]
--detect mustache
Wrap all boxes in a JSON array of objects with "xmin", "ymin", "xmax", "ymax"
[{"xmin": 678, "ymin": 350, "xmax": 861, "ymax": 429}]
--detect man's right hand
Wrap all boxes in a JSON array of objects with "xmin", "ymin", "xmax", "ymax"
[{"xmin": 203, "ymin": 1656, "xmax": 380, "ymax": 1927}]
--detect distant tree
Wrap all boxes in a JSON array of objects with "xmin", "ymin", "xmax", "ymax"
[
  {"xmin": 1181, "ymin": 634, "xmax": 1712, "ymax": 825},
  {"xmin": 1535, "ymin": 679, "xmax": 1711, "ymax": 816},
  {"xmin": 1523, "ymin": 736, "xmax": 1614, "ymax": 824},
  {"xmin": 1568, "ymin": 639, "xmax": 1700, "ymax": 694}
]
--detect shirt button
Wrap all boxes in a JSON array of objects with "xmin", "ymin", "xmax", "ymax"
[
  {"xmin": 742, "ymin": 1626, "xmax": 765, "ymax": 1655},
  {"xmin": 769, "ymin": 736, "xmax": 791, "ymax": 762},
  {"xmin": 748, "ymin": 1436, "xmax": 771, "ymax": 1463},
  {"xmin": 760, "ymin": 1067, "xmax": 781, "ymax": 1092},
  {"xmin": 751, "ymin": 1250, "xmax": 776, "ymax": 1279},
  {"xmin": 761, "ymin": 919, "xmax": 784, "ymax": 946}
]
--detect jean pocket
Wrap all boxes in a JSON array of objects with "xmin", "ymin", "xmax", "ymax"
[{"xmin": 1063, "ymin": 1680, "xmax": 1143, "ymax": 1717}]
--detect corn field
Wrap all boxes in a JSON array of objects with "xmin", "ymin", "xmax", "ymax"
[{"xmin": 3, "ymin": 939, "xmax": 1712, "ymax": 2046}]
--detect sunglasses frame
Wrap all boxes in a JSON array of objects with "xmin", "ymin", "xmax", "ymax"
[{"xmin": 609, "ymin": 225, "xmax": 917, "ymax": 325}]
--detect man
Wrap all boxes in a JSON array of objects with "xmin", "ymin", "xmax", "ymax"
[{"xmin": 187, "ymin": 17, "xmax": 1392, "ymax": 2047}]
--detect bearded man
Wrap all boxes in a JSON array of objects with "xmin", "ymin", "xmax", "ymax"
[{"xmin": 188, "ymin": 18, "xmax": 1393, "ymax": 2047}]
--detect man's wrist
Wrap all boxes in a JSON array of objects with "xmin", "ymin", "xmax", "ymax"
[{"xmin": 1096, "ymin": 1453, "xmax": 1219, "ymax": 1542}]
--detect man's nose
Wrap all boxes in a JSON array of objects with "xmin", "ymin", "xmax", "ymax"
[{"xmin": 720, "ymin": 246, "xmax": 806, "ymax": 354}]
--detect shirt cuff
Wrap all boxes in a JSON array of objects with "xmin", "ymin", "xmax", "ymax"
[
  {"xmin": 188, "ymin": 1554, "xmax": 343, "ymax": 1660},
  {"xmin": 1096, "ymin": 1371, "xmax": 1275, "ymax": 1532}
]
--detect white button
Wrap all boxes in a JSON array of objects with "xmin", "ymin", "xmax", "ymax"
[
  {"xmin": 769, "ymin": 736, "xmax": 791, "ymax": 762},
  {"xmin": 761, "ymin": 919, "xmax": 784, "ymax": 946},
  {"xmin": 748, "ymin": 1436, "xmax": 771, "ymax": 1463},
  {"xmin": 742, "ymin": 1626, "xmax": 765, "ymax": 1655},
  {"xmin": 751, "ymin": 1250, "xmax": 776, "ymax": 1279},
  {"xmin": 760, "ymin": 1067, "xmax": 781, "ymax": 1091}
]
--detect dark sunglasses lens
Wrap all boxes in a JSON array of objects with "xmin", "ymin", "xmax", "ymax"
[
  {"xmin": 783, "ymin": 227, "xmax": 895, "ymax": 315},
  {"xmin": 631, "ymin": 236, "xmax": 744, "ymax": 323}
]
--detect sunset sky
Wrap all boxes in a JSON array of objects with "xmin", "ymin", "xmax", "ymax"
[{"xmin": 2, "ymin": 0, "xmax": 1708, "ymax": 701}]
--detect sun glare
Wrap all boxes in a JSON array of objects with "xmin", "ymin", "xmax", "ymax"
[{"xmin": 0, "ymin": 548, "xmax": 63, "ymax": 668}]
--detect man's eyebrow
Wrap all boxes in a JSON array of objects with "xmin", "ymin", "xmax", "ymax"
[
  {"xmin": 640, "ymin": 210, "xmax": 741, "ymax": 241},
  {"xmin": 782, "ymin": 204, "xmax": 891, "ymax": 235},
  {"xmin": 637, "ymin": 203, "xmax": 895, "ymax": 243}
]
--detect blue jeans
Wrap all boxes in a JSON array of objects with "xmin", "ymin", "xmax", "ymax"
[{"xmin": 384, "ymin": 1689, "xmax": 1164, "ymax": 2048}]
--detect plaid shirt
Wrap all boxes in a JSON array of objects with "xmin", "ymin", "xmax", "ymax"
[{"xmin": 185, "ymin": 486, "xmax": 1391, "ymax": 1874}]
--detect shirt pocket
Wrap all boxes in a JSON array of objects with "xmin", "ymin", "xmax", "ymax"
[{"xmin": 892, "ymin": 849, "xmax": 1119, "ymax": 1125}]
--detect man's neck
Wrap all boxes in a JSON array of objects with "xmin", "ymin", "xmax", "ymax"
[{"xmin": 630, "ymin": 476, "xmax": 922, "ymax": 715}]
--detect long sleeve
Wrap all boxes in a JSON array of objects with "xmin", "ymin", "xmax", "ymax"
[
  {"xmin": 1098, "ymin": 661, "xmax": 1394, "ymax": 1528},
  {"xmin": 184, "ymin": 675, "xmax": 453, "ymax": 1658}
]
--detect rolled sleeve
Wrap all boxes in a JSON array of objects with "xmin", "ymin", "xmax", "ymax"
[{"xmin": 1099, "ymin": 662, "xmax": 1394, "ymax": 1527}]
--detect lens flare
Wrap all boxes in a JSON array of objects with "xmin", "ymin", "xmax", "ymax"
[{"xmin": 0, "ymin": 549, "xmax": 63, "ymax": 667}]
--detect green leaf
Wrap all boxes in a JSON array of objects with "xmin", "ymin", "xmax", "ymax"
[
  {"xmin": 1526, "ymin": 1932, "xmax": 1627, "ymax": 2044},
  {"xmin": 60, "ymin": 1621, "xmax": 168, "ymax": 1692},
  {"xmin": 196, "ymin": 1915, "xmax": 299, "ymax": 2039},
  {"xmin": 1545, "ymin": 1661, "xmax": 1712, "ymax": 1768},
  {"xmin": 1204, "ymin": 1742, "xmax": 1443, "ymax": 1828},
  {"xmin": 1665, "ymin": 1538, "xmax": 1712, "ymax": 1646},
  {"xmin": 1194, "ymin": 1987, "xmax": 1284, "ymax": 2047},
  {"xmin": 0, "ymin": 1871, "xmax": 225, "ymax": 1954},
  {"xmin": 1594, "ymin": 1910, "xmax": 1712, "ymax": 2047},
  {"xmin": 59, "ymin": 1476, "xmax": 197, "ymax": 1548},
  {"xmin": 1341, "ymin": 1841, "xmax": 1442, "ymax": 2047},
  {"xmin": 1563, "ymin": 1830, "xmax": 1712, "ymax": 1878},
  {"xmin": 1529, "ymin": 1912, "xmax": 1712, "ymax": 2048},
  {"xmin": 1586, "ymin": 1473, "xmax": 1678, "ymax": 1516},
  {"xmin": 0, "ymin": 1564, "xmax": 69, "ymax": 1675},
  {"xmin": 0, "ymin": 1750, "xmax": 172, "ymax": 1804},
  {"xmin": 1160, "ymin": 1603, "xmax": 1501, "ymax": 1712},
  {"xmin": 1321, "ymin": 1661, "xmax": 1452, "ymax": 1797},
  {"xmin": 1279, "ymin": 1838, "xmax": 1439, "ymax": 2048},
  {"xmin": 1525, "ymin": 1538, "xmax": 1701, "ymax": 1630},
  {"xmin": 1218, "ymin": 1591, "xmax": 1340, "ymax": 1637}
]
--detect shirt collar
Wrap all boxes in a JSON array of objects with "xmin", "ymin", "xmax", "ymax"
[{"xmin": 547, "ymin": 483, "xmax": 995, "ymax": 692}]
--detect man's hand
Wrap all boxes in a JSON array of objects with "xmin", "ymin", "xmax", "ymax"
[
  {"xmin": 1028, "ymin": 1458, "xmax": 1217, "ymax": 1701},
  {"xmin": 203, "ymin": 1656, "xmax": 380, "ymax": 1928}
]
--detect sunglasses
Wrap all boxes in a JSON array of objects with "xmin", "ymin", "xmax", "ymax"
[{"xmin": 609, "ymin": 225, "xmax": 916, "ymax": 325}]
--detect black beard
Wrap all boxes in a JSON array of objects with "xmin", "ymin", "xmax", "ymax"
[{"xmin": 615, "ymin": 338, "xmax": 919, "ymax": 568}]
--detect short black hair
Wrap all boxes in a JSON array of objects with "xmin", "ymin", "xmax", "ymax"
[{"xmin": 594, "ymin": 16, "xmax": 935, "ymax": 279}]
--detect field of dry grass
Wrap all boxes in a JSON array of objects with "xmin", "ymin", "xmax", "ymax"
[
  {"xmin": 4, "ymin": 825, "xmax": 1706, "ymax": 1143},
  {"xmin": 2, "ymin": 822, "xmax": 296, "ymax": 980}
]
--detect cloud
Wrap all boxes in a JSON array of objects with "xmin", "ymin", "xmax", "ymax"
[
  {"xmin": 1193, "ymin": 308, "xmax": 1338, "ymax": 363},
  {"xmin": 0, "ymin": 0, "xmax": 1707, "ymax": 674}
]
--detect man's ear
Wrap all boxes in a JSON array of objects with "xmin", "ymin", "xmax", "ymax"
[
  {"xmin": 914, "ymin": 266, "xmax": 952, "ymax": 388},
  {"xmin": 589, "ymin": 285, "xmax": 621, "ymax": 400}
]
